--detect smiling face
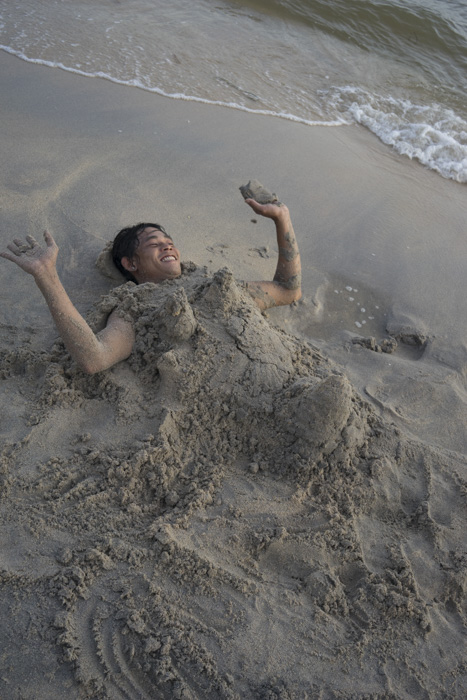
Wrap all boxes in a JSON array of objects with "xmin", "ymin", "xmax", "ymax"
[{"xmin": 122, "ymin": 227, "xmax": 182, "ymax": 284}]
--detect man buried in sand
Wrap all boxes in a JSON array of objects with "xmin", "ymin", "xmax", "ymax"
[{"xmin": 0, "ymin": 189, "xmax": 301, "ymax": 375}]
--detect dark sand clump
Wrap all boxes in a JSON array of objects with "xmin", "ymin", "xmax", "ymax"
[{"xmin": 239, "ymin": 180, "xmax": 281, "ymax": 206}]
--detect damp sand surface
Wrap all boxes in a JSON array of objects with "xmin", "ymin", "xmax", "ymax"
[{"xmin": 0, "ymin": 53, "xmax": 466, "ymax": 699}]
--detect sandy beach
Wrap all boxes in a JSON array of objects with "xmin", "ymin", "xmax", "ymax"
[{"xmin": 0, "ymin": 51, "xmax": 466, "ymax": 698}]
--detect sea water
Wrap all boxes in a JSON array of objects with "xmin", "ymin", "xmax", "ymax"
[{"xmin": 1, "ymin": 0, "xmax": 466, "ymax": 182}]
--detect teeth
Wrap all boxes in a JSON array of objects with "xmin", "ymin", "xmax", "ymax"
[{"xmin": 161, "ymin": 255, "xmax": 176, "ymax": 262}]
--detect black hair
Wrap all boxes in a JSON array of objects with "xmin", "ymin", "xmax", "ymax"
[{"xmin": 111, "ymin": 222, "xmax": 170, "ymax": 282}]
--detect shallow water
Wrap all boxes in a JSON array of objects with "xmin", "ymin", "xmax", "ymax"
[{"xmin": 1, "ymin": 0, "xmax": 466, "ymax": 181}]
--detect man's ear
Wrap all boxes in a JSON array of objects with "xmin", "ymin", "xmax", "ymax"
[{"xmin": 121, "ymin": 256, "xmax": 137, "ymax": 272}]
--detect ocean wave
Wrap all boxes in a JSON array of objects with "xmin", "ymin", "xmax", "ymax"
[{"xmin": 321, "ymin": 86, "xmax": 467, "ymax": 183}]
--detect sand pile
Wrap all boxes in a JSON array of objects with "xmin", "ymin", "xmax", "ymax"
[{"xmin": 1, "ymin": 267, "xmax": 465, "ymax": 698}]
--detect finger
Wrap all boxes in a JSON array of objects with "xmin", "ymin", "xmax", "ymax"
[
  {"xmin": 13, "ymin": 238, "xmax": 25, "ymax": 247},
  {"xmin": 7, "ymin": 242, "xmax": 22, "ymax": 255},
  {"xmin": 245, "ymin": 198, "xmax": 261, "ymax": 212},
  {"xmin": 43, "ymin": 230, "xmax": 56, "ymax": 247},
  {"xmin": 26, "ymin": 235, "xmax": 39, "ymax": 247},
  {"xmin": 0, "ymin": 251, "xmax": 18, "ymax": 263}
]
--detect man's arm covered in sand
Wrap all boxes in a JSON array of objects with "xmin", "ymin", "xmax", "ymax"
[
  {"xmin": 0, "ymin": 232, "xmax": 135, "ymax": 374},
  {"xmin": 243, "ymin": 199, "xmax": 301, "ymax": 311}
]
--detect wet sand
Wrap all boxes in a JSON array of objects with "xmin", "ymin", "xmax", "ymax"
[{"xmin": 0, "ymin": 51, "xmax": 466, "ymax": 698}]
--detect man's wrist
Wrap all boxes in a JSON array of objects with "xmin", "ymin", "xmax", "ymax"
[
  {"xmin": 34, "ymin": 267, "xmax": 61, "ymax": 289},
  {"xmin": 273, "ymin": 202, "xmax": 290, "ymax": 217},
  {"xmin": 274, "ymin": 210, "xmax": 291, "ymax": 227}
]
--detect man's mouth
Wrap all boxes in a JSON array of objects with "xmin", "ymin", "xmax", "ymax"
[{"xmin": 160, "ymin": 255, "xmax": 177, "ymax": 263}]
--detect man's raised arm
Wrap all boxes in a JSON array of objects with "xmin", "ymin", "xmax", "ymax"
[
  {"xmin": 243, "ymin": 199, "xmax": 301, "ymax": 311},
  {"xmin": 0, "ymin": 231, "xmax": 134, "ymax": 374}
]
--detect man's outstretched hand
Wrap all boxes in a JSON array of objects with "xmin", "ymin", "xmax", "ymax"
[
  {"xmin": 244, "ymin": 198, "xmax": 290, "ymax": 222},
  {"xmin": 0, "ymin": 231, "xmax": 59, "ymax": 279}
]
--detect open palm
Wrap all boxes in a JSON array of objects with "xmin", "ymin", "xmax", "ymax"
[{"xmin": 0, "ymin": 231, "xmax": 58, "ymax": 278}]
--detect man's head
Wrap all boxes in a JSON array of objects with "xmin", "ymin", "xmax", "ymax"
[{"xmin": 112, "ymin": 223, "xmax": 181, "ymax": 284}]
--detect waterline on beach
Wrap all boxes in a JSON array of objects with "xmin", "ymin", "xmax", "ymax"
[{"xmin": 1, "ymin": 0, "xmax": 466, "ymax": 182}]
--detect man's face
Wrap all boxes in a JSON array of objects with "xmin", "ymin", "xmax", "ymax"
[{"xmin": 130, "ymin": 227, "xmax": 182, "ymax": 284}]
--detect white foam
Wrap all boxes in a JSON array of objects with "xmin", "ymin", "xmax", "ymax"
[{"xmin": 322, "ymin": 86, "xmax": 467, "ymax": 183}]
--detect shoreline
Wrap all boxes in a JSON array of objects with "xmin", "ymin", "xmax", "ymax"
[{"xmin": 0, "ymin": 45, "xmax": 346, "ymax": 128}]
